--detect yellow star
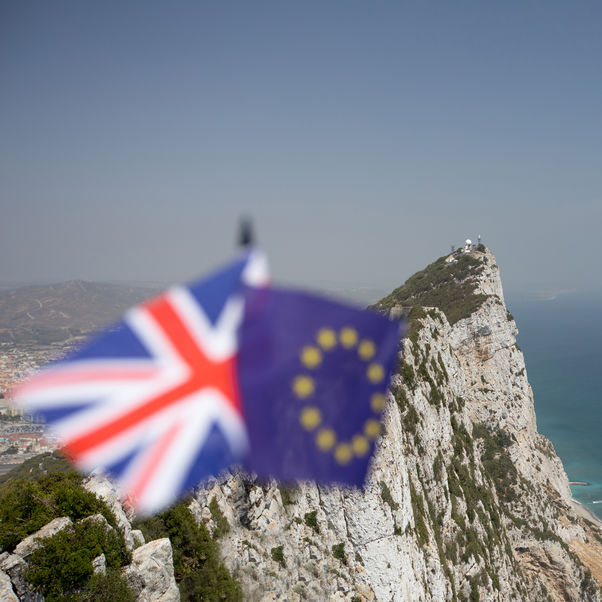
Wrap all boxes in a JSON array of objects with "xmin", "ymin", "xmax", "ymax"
[
  {"xmin": 364, "ymin": 419, "xmax": 381, "ymax": 439},
  {"xmin": 340, "ymin": 327, "xmax": 358, "ymax": 348},
  {"xmin": 317, "ymin": 328, "xmax": 337, "ymax": 350},
  {"xmin": 367, "ymin": 363, "xmax": 385, "ymax": 384},
  {"xmin": 358, "ymin": 339, "xmax": 375, "ymax": 361},
  {"xmin": 300, "ymin": 407, "xmax": 321, "ymax": 430},
  {"xmin": 352, "ymin": 435, "xmax": 370, "ymax": 457},
  {"xmin": 370, "ymin": 393, "xmax": 387, "ymax": 413},
  {"xmin": 316, "ymin": 428, "xmax": 336, "ymax": 451},
  {"xmin": 292, "ymin": 375, "xmax": 315, "ymax": 399},
  {"xmin": 334, "ymin": 443, "xmax": 353, "ymax": 465},
  {"xmin": 300, "ymin": 346, "xmax": 322, "ymax": 369}
]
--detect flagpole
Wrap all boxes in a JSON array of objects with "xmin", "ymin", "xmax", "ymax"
[{"xmin": 238, "ymin": 216, "xmax": 254, "ymax": 248}]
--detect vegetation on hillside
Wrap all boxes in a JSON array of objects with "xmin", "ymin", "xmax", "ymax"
[
  {"xmin": 0, "ymin": 453, "xmax": 135, "ymax": 600},
  {"xmin": 0, "ymin": 455, "xmax": 119, "ymax": 552},
  {"xmin": 24, "ymin": 520, "xmax": 133, "ymax": 601},
  {"xmin": 0, "ymin": 450, "xmax": 73, "ymax": 486},
  {"xmin": 374, "ymin": 251, "xmax": 488, "ymax": 325},
  {"xmin": 0, "ymin": 452, "xmax": 241, "ymax": 600},
  {"xmin": 134, "ymin": 502, "xmax": 242, "ymax": 601}
]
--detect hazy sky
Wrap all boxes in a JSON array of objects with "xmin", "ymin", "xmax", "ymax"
[{"xmin": 2, "ymin": 1, "xmax": 601, "ymax": 300}]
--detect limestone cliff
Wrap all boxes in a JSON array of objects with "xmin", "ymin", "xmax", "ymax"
[
  {"xmin": 193, "ymin": 247, "xmax": 602, "ymax": 601},
  {"xmin": 3, "ymin": 247, "xmax": 601, "ymax": 601}
]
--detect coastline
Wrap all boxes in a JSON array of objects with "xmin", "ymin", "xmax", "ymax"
[{"xmin": 570, "ymin": 498, "xmax": 602, "ymax": 527}]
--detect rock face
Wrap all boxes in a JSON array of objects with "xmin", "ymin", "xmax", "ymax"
[
  {"xmin": 123, "ymin": 538, "xmax": 180, "ymax": 602},
  {"xmin": 0, "ymin": 569, "xmax": 19, "ymax": 602},
  {"xmin": 83, "ymin": 472, "xmax": 137, "ymax": 551},
  {"xmin": 192, "ymin": 247, "xmax": 602, "ymax": 601},
  {"xmin": 13, "ymin": 517, "xmax": 72, "ymax": 559}
]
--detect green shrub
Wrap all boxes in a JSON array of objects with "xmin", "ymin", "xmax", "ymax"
[
  {"xmin": 304, "ymin": 510, "xmax": 319, "ymax": 533},
  {"xmin": 278, "ymin": 484, "xmax": 296, "ymax": 506},
  {"xmin": 0, "ymin": 468, "xmax": 118, "ymax": 553},
  {"xmin": 209, "ymin": 497, "xmax": 230, "ymax": 538},
  {"xmin": 271, "ymin": 545, "xmax": 285, "ymax": 566},
  {"xmin": 25, "ymin": 520, "xmax": 131, "ymax": 601},
  {"xmin": 399, "ymin": 360, "xmax": 417, "ymax": 390},
  {"xmin": 409, "ymin": 481, "xmax": 428, "ymax": 545},
  {"xmin": 393, "ymin": 385, "xmax": 409, "ymax": 411},
  {"xmin": 402, "ymin": 404, "xmax": 420, "ymax": 436},
  {"xmin": 332, "ymin": 542, "xmax": 346, "ymax": 564},
  {"xmin": 380, "ymin": 480, "xmax": 399, "ymax": 512},
  {"xmin": 473, "ymin": 424, "xmax": 518, "ymax": 504},
  {"xmin": 84, "ymin": 569, "xmax": 136, "ymax": 602},
  {"xmin": 433, "ymin": 451, "xmax": 444, "ymax": 482},
  {"xmin": 135, "ymin": 502, "xmax": 241, "ymax": 601},
  {"xmin": 469, "ymin": 574, "xmax": 481, "ymax": 602}
]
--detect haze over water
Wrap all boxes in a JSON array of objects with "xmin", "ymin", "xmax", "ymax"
[{"xmin": 510, "ymin": 292, "xmax": 602, "ymax": 520}]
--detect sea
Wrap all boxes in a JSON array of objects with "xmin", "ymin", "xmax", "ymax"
[{"xmin": 508, "ymin": 292, "xmax": 602, "ymax": 521}]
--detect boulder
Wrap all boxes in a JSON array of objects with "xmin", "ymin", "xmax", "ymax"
[
  {"xmin": 92, "ymin": 553, "xmax": 106, "ymax": 575},
  {"xmin": 0, "ymin": 554, "xmax": 43, "ymax": 602},
  {"xmin": 132, "ymin": 529, "xmax": 146, "ymax": 549},
  {"xmin": 0, "ymin": 569, "xmax": 18, "ymax": 602},
  {"xmin": 83, "ymin": 473, "xmax": 135, "ymax": 551},
  {"xmin": 14, "ymin": 517, "xmax": 72, "ymax": 558},
  {"xmin": 123, "ymin": 538, "xmax": 179, "ymax": 601}
]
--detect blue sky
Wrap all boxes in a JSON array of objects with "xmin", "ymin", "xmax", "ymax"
[{"xmin": 1, "ymin": 1, "xmax": 601, "ymax": 299}]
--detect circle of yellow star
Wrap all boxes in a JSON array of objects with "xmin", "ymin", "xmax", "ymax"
[
  {"xmin": 301, "ymin": 345, "xmax": 322, "ymax": 369},
  {"xmin": 317, "ymin": 328, "xmax": 337, "ymax": 350},
  {"xmin": 358, "ymin": 340, "xmax": 376, "ymax": 361},
  {"xmin": 300, "ymin": 407, "xmax": 322, "ymax": 430},
  {"xmin": 367, "ymin": 363, "xmax": 385, "ymax": 384},
  {"xmin": 316, "ymin": 428, "xmax": 336, "ymax": 451},
  {"xmin": 370, "ymin": 393, "xmax": 387, "ymax": 413},
  {"xmin": 364, "ymin": 419, "xmax": 381, "ymax": 439},
  {"xmin": 340, "ymin": 327, "xmax": 358, "ymax": 348},
  {"xmin": 352, "ymin": 435, "xmax": 370, "ymax": 457},
  {"xmin": 334, "ymin": 443, "xmax": 353, "ymax": 465},
  {"xmin": 292, "ymin": 375, "xmax": 315, "ymax": 399}
]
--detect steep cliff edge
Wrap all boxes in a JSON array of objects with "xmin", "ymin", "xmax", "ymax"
[
  {"xmin": 4, "ymin": 248, "xmax": 598, "ymax": 601},
  {"xmin": 194, "ymin": 246, "xmax": 602, "ymax": 601}
]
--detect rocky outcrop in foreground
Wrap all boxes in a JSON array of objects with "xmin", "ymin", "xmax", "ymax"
[{"xmin": 0, "ymin": 473, "xmax": 179, "ymax": 601}]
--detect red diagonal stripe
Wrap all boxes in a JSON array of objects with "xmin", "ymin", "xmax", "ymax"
[
  {"xmin": 145, "ymin": 294, "xmax": 210, "ymax": 368},
  {"xmin": 62, "ymin": 295, "xmax": 240, "ymax": 459},
  {"xmin": 129, "ymin": 420, "xmax": 182, "ymax": 501}
]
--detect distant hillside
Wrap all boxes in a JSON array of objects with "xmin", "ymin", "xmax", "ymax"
[{"xmin": 0, "ymin": 280, "xmax": 161, "ymax": 344}]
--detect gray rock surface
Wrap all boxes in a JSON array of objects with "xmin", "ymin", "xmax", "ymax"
[
  {"xmin": 0, "ymin": 569, "xmax": 19, "ymax": 602},
  {"xmin": 92, "ymin": 553, "xmax": 106, "ymax": 574},
  {"xmin": 123, "ymin": 538, "xmax": 180, "ymax": 602},
  {"xmin": 132, "ymin": 529, "xmax": 146, "ymax": 549},
  {"xmin": 83, "ymin": 472, "xmax": 136, "ymax": 551},
  {"xmin": 0, "ymin": 554, "xmax": 43, "ymax": 602},
  {"xmin": 14, "ymin": 517, "xmax": 72, "ymax": 559}
]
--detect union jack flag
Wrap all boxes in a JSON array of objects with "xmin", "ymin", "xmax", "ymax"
[{"xmin": 13, "ymin": 250, "xmax": 269, "ymax": 515}]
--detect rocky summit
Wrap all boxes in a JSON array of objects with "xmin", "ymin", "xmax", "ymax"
[
  {"xmin": 1, "ymin": 246, "xmax": 602, "ymax": 601},
  {"xmin": 194, "ymin": 246, "xmax": 602, "ymax": 601}
]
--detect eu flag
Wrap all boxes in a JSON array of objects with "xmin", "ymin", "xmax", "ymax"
[{"xmin": 238, "ymin": 286, "xmax": 401, "ymax": 486}]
